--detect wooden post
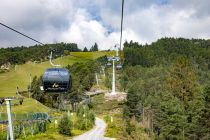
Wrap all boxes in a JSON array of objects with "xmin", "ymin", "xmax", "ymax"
[
  {"xmin": 182, "ymin": 127, "xmax": 185, "ymax": 140},
  {"xmin": 142, "ymin": 104, "xmax": 144, "ymax": 124},
  {"xmin": 23, "ymin": 124, "xmax": 26, "ymax": 138},
  {"xmin": 1, "ymin": 124, "xmax": 4, "ymax": 134},
  {"xmin": 30, "ymin": 122, "xmax": 34, "ymax": 136}
]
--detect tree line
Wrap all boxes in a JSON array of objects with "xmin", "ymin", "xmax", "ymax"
[
  {"xmin": 0, "ymin": 42, "xmax": 100, "ymax": 68},
  {"xmin": 124, "ymin": 38, "xmax": 210, "ymax": 69},
  {"xmin": 83, "ymin": 42, "xmax": 99, "ymax": 52},
  {"xmin": 122, "ymin": 38, "xmax": 210, "ymax": 139},
  {"xmin": 0, "ymin": 42, "xmax": 81, "ymax": 66}
]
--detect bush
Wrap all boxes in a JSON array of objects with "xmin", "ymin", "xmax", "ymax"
[
  {"xmin": 58, "ymin": 114, "xmax": 72, "ymax": 136},
  {"xmin": 36, "ymin": 122, "xmax": 47, "ymax": 133},
  {"xmin": 0, "ymin": 133, "xmax": 6, "ymax": 140},
  {"xmin": 76, "ymin": 105, "xmax": 95, "ymax": 130}
]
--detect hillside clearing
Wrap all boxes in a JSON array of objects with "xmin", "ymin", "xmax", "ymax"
[{"xmin": 0, "ymin": 52, "xmax": 109, "ymax": 97}]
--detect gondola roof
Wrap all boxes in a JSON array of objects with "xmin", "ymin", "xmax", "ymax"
[{"xmin": 42, "ymin": 68, "xmax": 70, "ymax": 82}]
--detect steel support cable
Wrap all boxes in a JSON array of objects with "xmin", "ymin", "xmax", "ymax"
[
  {"xmin": 119, "ymin": 0, "xmax": 124, "ymax": 54},
  {"xmin": 119, "ymin": 0, "xmax": 125, "ymax": 92},
  {"xmin": 0, "ymin": 22, "xmax": 44, "ymax": 45},
  {"xmin": 0, "ymin": 22, "xmax": 79, "ymax": 59},
  {"xmin": 0, "ymin": 22, "xmax": 61, "ymax": 67}
]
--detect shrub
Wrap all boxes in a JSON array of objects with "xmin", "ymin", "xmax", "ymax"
[
  {"xmin": 76, "ymin": 106, "xmax": 95, "ymax": 130},
  {"xmin": 58, "ymin": 114, "xmax": 72, "ymax": 136},
  {"xmin": 36, "ymin": 122, "xmax": 47, "ymax": 133}
]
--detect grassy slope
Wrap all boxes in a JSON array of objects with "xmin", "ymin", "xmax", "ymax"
[
  {"xmin": 0, "ymin": 98, "xmax": 51, "ymax": 120},
  {"xmin": 0, "ymin": 52, "xmax": 109, "ymax": 114},
  {"xmin": 0, "ymin": 52, "xmax": 108, "ymax": 97},
  {"xmin": 0, "ymin": 51, "xmax": 109, "ymax": 139}
]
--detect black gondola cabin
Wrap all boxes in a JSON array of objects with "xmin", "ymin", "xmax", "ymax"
[
  {"xmin": 106, "ymin": 62, "xmax": 112, "ymax": 67},
  {"xmin": 116, "ymin": 64, "xmax": 122, "ymax": 70},
  {"xmin": 42, "ymin": 68, "xmax": 71, "ymax": 92}
]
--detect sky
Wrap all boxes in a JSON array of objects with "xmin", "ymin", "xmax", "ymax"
[{"xmin": 0, "ymin": 0, "xmax": 210, "ymax": 50}]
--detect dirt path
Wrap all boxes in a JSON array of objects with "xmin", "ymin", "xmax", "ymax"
[{"xmin": 73, "ymin": 117, "xmax": 115, "ymax": 140}]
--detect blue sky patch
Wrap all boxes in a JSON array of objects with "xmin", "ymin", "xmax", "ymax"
[{"xmin": 157, "ymin": 0, "xmax": 169, "ymax": 5}]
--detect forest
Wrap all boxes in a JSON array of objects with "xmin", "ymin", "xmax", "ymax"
[
  {"xmin": 0, "ymin": 42, "xmax": 81, "ymax": 66},
  {"xmin": 122, "ymin": 37, "xmax": 210, "ymax": 139},
  {"xmin": 27, "ymin": 37, "xmax": 210, "ymax": 139}
]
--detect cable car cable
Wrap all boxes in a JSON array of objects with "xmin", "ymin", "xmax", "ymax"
[
  {"xmin": 0, "ymin": 22, "xmax": 72, "ymax": 92},
  {"xmin": 0, "ymin": 22, "xmax": 79, "ymax": 59},
  {"xmin": 0, "ymin": 22, "xmax": 44, "ymax": 45},
  {"xmin": 118, "ymin": 0, "xmax": 125, "ymax": 91},
  {"xmin": 119, "ymin": 0, "xmax": 124, "ymax": 54}
]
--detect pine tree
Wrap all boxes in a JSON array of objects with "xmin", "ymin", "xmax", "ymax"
[
  {"xmin": 161, "ymin": 56, "xmax": 204, "ymax": 139},
  {"xmin": 166, "ymin": 56, "xmax": 201, "ymax": 108},
  {"xmin": 195, "ymin": 86, "xmax": 210, "ymax": 138},
  {"xmin": 89, "ymin": 43, "xmax": 98, "ymax": 52},
  {"xmin": 93, "ymin": 43, "xmax": 98, "ymax": 51},
  {"xmin": 83, "ymin": 47, "xmax": 88, "ymax": 52}
]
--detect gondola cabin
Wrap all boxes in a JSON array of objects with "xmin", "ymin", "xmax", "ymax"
[
  {"xmin": 115, "ymin": 56, "xmax": 120, "ymax": 61},
  {"xmin": 116, "ymin": 64, "xmax": 122, "ymax": 70},
  {"xmin": 106, "ymin": 62, "xmax": 112, "ymax": 67},
  {"xmin": 107, "ymin": 57, "xmax": 113, "ymax": 62},
  {"xmin": 42, "ymin": 68, "xmax": 71, "ymax": 92}
]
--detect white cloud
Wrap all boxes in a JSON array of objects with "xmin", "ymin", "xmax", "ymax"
[
  {"xmin": 0, "ymin": 0, "xmax": 210, "ymax": 49},
  {"xmin": 60, "ymin": 8, "xmax": 141, "ymax": 50},
  {"xmin": 60, "ymin": 9, "xmax": 109, "ymax": 49}
]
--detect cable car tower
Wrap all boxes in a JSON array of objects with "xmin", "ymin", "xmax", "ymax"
[
  {"xmin": 107, "ymin": 45, "xmax": 120, "ymax": 95},
  {"xmin": 107, "ymin": 0, "xmax": 124, "ymax": 95}
]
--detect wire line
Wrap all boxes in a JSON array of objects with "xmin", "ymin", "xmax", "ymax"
[
  {"xmin": 0, "ymin": 22, "xmax": 44, "ymax": 45},
  {"xmin": 119, "ymin": 0, "xmax": 124, "ymax": 52},
  {"xmin": 0, "ymin": 22, "xmax": 84, "ymax": 59}
]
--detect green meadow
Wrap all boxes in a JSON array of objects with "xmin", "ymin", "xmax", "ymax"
[
  {"xmin": 0, "ymin": 51, "xmax": 111, "ymax": 139},
  {"xmin": 0, "ymin": 51, "xmax": 109, "ymax": 97}
]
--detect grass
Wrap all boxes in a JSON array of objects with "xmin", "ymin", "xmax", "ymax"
[
  {"xmin": 17, "ymin": 133, "xmax": 71, "ymax": 140},
  {"xmin": 0, "ymin": 52, "xmax": 109, "ymax": 97},
  {"xmin": 1, "ymin": 111, "xmax": 93, "ymax": 140},
  {"xmin": 91, "ymin": 94, "xmax": 128, "ymax": 139},
  {"xmin": 0, "ymin": 98, "xmax": 50, "ymax": 115},
  {"xmin": 0, "ymin": 51, "xmax": 109, "ymax": 115},
  {"xmin": 0, "ymin": 51, "xmax": 110, "ymax": 115},
  {"xmin": 91, "ymin": 94, "xmax": 151, "ymax": 140},
  {"xmin": 103, "ymin": 113, "xmax": 129, "ymax": 140},
  {"xmin": 0, "ymin": 51, "xmax": 116, "ymax": 139},
  {"xmin": 0, "ymin": 51, "xmax": 110, "ymax": 139}
]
